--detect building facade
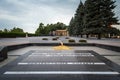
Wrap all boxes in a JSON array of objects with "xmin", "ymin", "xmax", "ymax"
[{"xmin": 55, "ymin": 30, "xmax": 68, "ymax": 36}]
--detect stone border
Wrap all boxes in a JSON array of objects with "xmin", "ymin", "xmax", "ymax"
[
  {"xmin": 95, "ymin": 43, "xmax": 120, "ymax": 52},
  {"xmin": 0, "ymin": 46, "xmax": 7, "ymax": 61},
  {"xmin": 7, "ymin": 43, "xmax": 32, "ymax": 51},
  {"xmin": 0, "ymin": 43, "xmax": 120, "ymax": 61}
]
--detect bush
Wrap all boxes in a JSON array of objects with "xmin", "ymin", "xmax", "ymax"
[
  {"xmin": 52, "ymin": 38, "xmax": 58, "ymax": 40},
  {"xmin": 28, "ymin": 33, "xmax": 38, "ymax": 37},
  {"xmin": 0, "ymin": 32, "xmax": 26, "ymax": 38},
  {"xmin": 55, "ymin": 36, "xmax": 59, "ymax": 39},
  {"xmin": 65, "ymin": 37, "xmax": 69, "ymax": 39},
  {"xmin": 0, "ymin": 32, "xmax": 38, "ymax": 38},
  {"xmin": 79, "ymin": 39, "xmax": 87, "ymax": 43},
  {"xmin": 68, "ymin": 39, "xmax": 75, "ymax": 43},
  {"xmin": 42, "ymin": 38, "xmax": 48, "ymax": 40}
]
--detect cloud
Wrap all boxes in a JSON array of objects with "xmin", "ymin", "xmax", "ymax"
[
  {"xmin": 0, "ymin": 0, "xmax": 119, "ymax": 33},
  {"xmin": 0, "ymin": 0, "xmax": 79, "ymax": 33}
]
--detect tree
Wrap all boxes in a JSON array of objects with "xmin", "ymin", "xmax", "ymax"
[
  {"xmin": 69, "ymin": 17, "xmax": 75, "ymax": 36},
  {"xmin": 35, "ymin": 22, "xmax": 67, "ymax": 36},
  {"xmin": 35, "ymin": 23, "xmax": 45, "ymax": 35},
  {"xmin": 74, "ymin": 1, "xmax": 85, "ymax": 37},
  {"xmin": 100, "ymin": 0, "xmax": 118, "ymax": 38},
  {"xmin": 10, "ymin": 27, "xmax": 24, "ymax": 33},
  {"xmin": 68, "ymin": 1, "xmax": 85, "ymax": 37},
  {"xmin": 84, "ymin": 0, "xmax": 118, "ymax": 39},
  {"xmin": 4, "ymin": 28, "xmax": 9, "ymax": 32},
  {"xmin": 0, "ymin": 30, "xmax": 3, "ymax": 33}
]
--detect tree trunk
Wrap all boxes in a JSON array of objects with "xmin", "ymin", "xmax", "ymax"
[
  {"xmin": 98, "ymin": 34, "xmax": 101, "ymax": 39},
  {"xmin": 81, "ymin": 35, "xmax": 83, "ymax": 38},
  {"xmin": 86, "ymin": 34, "xmax": 89, "ymax": 38}
]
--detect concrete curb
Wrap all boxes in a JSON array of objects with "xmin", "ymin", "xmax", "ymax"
[
  {"xmin": 0, "ymin": 43, "xmax": 120, "ymax": 61},
  {"xmin": 0, "ymin": 46, "xmax": 7, "ymax": 61}
]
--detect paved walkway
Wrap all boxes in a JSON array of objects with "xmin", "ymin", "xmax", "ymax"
[{"xmin": 0, "ymin": 37, "xmax": 120, "ymax": 47}]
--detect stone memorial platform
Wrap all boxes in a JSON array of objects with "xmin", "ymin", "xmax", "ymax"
[{"xmin": 0, "ymin": 50, "xmax": 119, "ymax": 80}]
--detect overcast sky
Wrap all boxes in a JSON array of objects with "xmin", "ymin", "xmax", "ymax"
[{"xmin": 0, "ymin": 0, "xmax": 120, "ymax": 33}]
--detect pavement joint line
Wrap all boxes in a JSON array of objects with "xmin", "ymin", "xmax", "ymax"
[
  {"xmin": 32, "ymin": 53, "xmax": 92, "ymax": 54},
  {"xmin": 4, "ymin": 71, "xmax": 119, "ymax": 75},
  {"xmin": 18, "ymin": 62, "xmax": 105, "ymax": 65},
  {"xmin": 29, "ymin": 55, "xmax": 94, "ymax": 57}
]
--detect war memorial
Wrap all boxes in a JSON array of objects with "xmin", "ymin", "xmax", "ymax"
[{"xmin": 0, "ymin": 0, "xmax": 120, "ymax": 80}]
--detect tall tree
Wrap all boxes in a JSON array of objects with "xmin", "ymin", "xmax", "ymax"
[
  {"xmin": 74, "ymin": 1, "xmax": 85, "ymax": 37},
  {"xmin": 84, "ymin": 0, "xmax": 118, "ymax": 39},
  {"xmin": 35, "ymin": 22, "xmax": 67, "ymax": 35},
  {"xmin": 69, "ymin": 17, "xmax": 75, "ymax": 36},
  {"xmin": 101, "ymin": 0, "xmax": 118, "ymax": 37},
  {"xmin": 35, "ymin": 23, "xmax": 45, "ymax": 35},
  {"xmin": 69, "ymin": 1, "xmax": 85, "ymax": 37}
]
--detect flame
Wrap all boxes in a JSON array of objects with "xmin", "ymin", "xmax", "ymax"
[{"xmin": 53, "ymin": 40, "xmax": 71, "ymax": 50}]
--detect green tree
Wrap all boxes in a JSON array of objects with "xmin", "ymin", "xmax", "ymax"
[
  {"xmin": 4, "ymin": 28, "xmax": 9, "ymax": 32},
  {"xmin": 74, "ymin": 1, "xmax": 85, "ymax": 37},
  {"xmin": 10, "ymin": 27, "xmax": 24, "ymax": 33},
  {"xmin": 35, "ymin": 23, "xmax": 45, "ymax": 35},
  {"xmin": 84, "ymin": 0, "xmax": 118, "ymax": 39},
  {"xmin": 68, "ymin": 1, "xmax": 85, "ymax": 37},
  {"xmin": 50, "ymin": 22, "xmax": 67, "ymax": 31},
  {"xmin": 69, "ymin": 17, "xmax": 75, "ymax": 36},
  {"xmin": 0, "ymin": 30, "xmax": 3, "ymax": 33}
]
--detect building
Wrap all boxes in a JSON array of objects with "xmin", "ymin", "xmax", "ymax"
[
  {"xmin": 111, "ymin": 25, "xmax": 120, "ymax": 30},
  {"xmin": 55, "ymin": 30, "xmax": 69, "ymax": 36}
]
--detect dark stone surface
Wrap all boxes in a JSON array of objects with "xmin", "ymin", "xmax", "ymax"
[
  {"xmin": 95, "ymin": 43, "xmax": 120, "ymax": 52},
  {"xmin": 0, "ymin": 74, "xmax": 120, "ymax": 80},
  {"xmin": 7, "ymin": 43, "xmax": 32, "ymax": 51},
  {"xmin": 0, "ymin": 46, "xmax": 7, "ymax": 61},
  {"xmin": 6, "ymin": 43, "xmax": 120, "ymax": 52},
  {"xmin": 0, "ymin": 50, "xmax": 119, "ymax": 80}
]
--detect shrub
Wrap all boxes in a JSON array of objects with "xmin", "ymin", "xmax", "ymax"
[
  {"xmin": 0, "ymin": 32, "xmax": 38, "ymax": 38},
  {"xmin": 0, "ymin": 32, "xmax": 26, "ymax": 38},
  {"xmin": 28, "ymin": 33, "xmax": 38, "ymax": 37},
  {"xmin": 68, "ymin": 39, "xmax": 75, "ymax": 43},
  {"xmin": 65, "ymin": 37, "xmax": 69, "ymax": 39},
  {"xmin": 42, "ymin": 38, "xmax": 48, "ymax": 40},
  {"xmin": 52, "ymin": 38, "xmax": 58, "ymax": 40},
  {"xmin": 55, "ymin": 36, "xmax": 59, "ymax": 39},
  {"xmin": 79, "ymin": 39, "xmax": 87, "ymax": 43}
]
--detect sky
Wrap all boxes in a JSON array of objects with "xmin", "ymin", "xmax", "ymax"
[{"xmin": 0, "ymin": 0, "xmax": 120, "ymax": 33}]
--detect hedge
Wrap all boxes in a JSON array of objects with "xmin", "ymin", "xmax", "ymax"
[
  {"xmin": 79, "ymin": 39, "xmax": 87, "ymax": 43},
  {"xmin": 68, "ymin": 39, "xmax": 75, "ymax": 43},
  {"xmin": 42, "ymin": 38, "xmax": 48, "ymax": 40},
  {"xmin": 0, "ymin": 32, "xmax": 37, "ymax": 38},
  {"xmin": 52, "ymin": 38, "xmax": 58, "ymax": 40}
]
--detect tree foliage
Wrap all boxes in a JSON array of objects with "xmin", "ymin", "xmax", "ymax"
[
  {"xmin": 35, "ymin": 22, "xmax": 67, "ymax": 35},
  {"xmin": 84, "ymin": 0, "xmax": 118, "ymax": 39},
  {"xmin": 68, "ymin": 0, "xmax": 119, "ymax": 39},
  {"xmin": 10, "ymin": 27, "xmax": 24, "ymax": 33},
  {"xmin": 69, "ymin": 1, "xmax": 85, "ymax": 36}
]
